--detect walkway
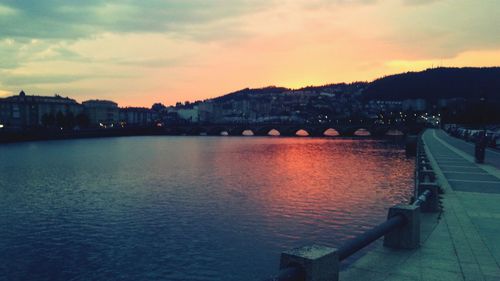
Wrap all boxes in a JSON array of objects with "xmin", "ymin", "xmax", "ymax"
[
  {"xmin": 435, "ymin": 130, "xmax": 500, "ymax": 169},
  {"xmin": 340, "ymin": 129, "xmax": 500, "ymax": 281}
]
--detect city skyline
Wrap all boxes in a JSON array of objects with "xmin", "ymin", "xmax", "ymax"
[{"xmin": 0, "ymin": 0, "xmax": 499, "ymax": 107}]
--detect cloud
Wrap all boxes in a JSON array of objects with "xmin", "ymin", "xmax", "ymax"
[
  {"xmin": 0, "ymin": 89, "xmax": 12, "ymax": 97},
  {"xmin": 0, "ymin": 72, "xmax": 130, "ymax": 86},
  {"xmin": 383, "ymin": 0, "xmax": 500, "ymax": 57},
  {"xmin": 402, "ymin": 0, "xmax": 442, "ymax": 5},
  {"xmin": 0, "ymin": 0, "xmax": 498, "ymax": 107},
  {"xmin": 113, "ymin": 57, "xmax": 186, "ymax": 68},
  {"xmin": 0, "ymin": 38, "xmax": 88, "ymax": 69},
  {"xmin": 302, "ymin": 0, "xmax": 439, "ymax": 9},
  {"xmin": 0, "ymin": 0, "xmax": 268, "ymax": 40}
]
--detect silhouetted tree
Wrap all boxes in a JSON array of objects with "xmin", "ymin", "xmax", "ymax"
[{"xmin": 151, "ymin": 103, "xmax": 166, "ymax": 112}]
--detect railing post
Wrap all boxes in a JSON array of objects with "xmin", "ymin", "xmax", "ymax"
[
  {"xmin": 418, "ymin": 183, "xmax": 440, "ymax": 213},
  {"xmin": 419, "ymin": 168, "xmax": 435, "ymax": 182},
  {"xmin": 383, "ymin": 204, "xmax": 420, "ymax": 249},
  {"xmin": 280, "ymin": 245, "xmax": 339, "ymax": 281}
]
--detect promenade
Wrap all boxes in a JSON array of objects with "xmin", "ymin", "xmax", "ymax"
[{"xmin": 341, "ymin": 129, "xmax": 500, "ymax": 281}]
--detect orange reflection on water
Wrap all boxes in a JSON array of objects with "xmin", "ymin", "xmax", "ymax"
[{"xmin": 208, "ymin": 137, "xmax": 413, "ymax": 248}]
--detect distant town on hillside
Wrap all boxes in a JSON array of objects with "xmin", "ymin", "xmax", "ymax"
[{"xmin": 1, "ymin": 67, "xmax": 499, "ymax": 132}]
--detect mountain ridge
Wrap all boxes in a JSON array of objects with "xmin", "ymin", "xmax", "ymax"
[{"xmin": 207, "ymin": 67, "xmax": 500, "ymax": 103}]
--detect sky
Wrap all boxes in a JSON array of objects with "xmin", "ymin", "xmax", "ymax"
[{"xmin": 0, "ymin": 0, "xmax": 499, "ymax": 107}]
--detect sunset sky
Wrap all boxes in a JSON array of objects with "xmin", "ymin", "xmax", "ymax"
[{"xmin": 0, "ymin": 0, "xmax": 499, "ymax": 107}]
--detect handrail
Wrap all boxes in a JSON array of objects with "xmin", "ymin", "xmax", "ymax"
[
  {"xmin": 265, "ymin": 213, "xmax": 406, "ymax": 280},
  {"xmin": 412, "ymin": 189, "xmax": 431, "ymax": 206},
  {"xmin": 337, "ymin": 213, "xmax": 405, "ymax": 261}
]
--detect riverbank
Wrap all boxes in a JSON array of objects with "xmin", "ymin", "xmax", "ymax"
[
  {"xmin": 0, "ymin": 128, "xmax": 166, "ymax": 143},
  {"xmin": 340, "ymin": 129, "xmax": 500, "ymax": 281},
  {"xmin": 0, "ymin": 127, "xmax": 407, "ymax": 143}
]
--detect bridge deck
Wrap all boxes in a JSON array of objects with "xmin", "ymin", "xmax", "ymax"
[{"xmin": 340, "ymin": 129, "xmax": 500, "ymax": 281}]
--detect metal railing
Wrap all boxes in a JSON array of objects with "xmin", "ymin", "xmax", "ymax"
[
  {"xmin": 412, "ymin": 190, "xmax": 431, "ymax": 207},
  {"xmin": 337, "ymin": 214, "xmax": 405, "ymax": 261},
  {"xmin": 264, "ymin": 189, "xmax": 432, "ymax": 281}
]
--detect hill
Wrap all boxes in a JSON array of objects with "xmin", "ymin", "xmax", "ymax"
[
  {"xmin": 211, "ymin": 86, "xmax": 290, "ymax": 102},
  {"xmin": 363, "ymin": 67, "xmax": 500, "ymax": 101}
]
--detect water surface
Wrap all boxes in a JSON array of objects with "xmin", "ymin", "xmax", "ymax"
[{"xmin": 0, "ymin": 136, "xmax": 413, "ymax": 280}]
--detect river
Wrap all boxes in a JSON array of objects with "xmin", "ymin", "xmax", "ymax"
[{"xmin": 0, "ymin": 136, "xmax": 413, "ymax": 281}]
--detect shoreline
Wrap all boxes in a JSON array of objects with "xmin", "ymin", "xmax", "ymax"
[{"xmin": 0, "ymin": 128, "xmax": 407, "ymax": 144}]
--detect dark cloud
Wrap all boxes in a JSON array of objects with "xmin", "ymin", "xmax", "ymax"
[{"xmin": 0, "ymin": 0, "xmax": 267, "ymax": 40}]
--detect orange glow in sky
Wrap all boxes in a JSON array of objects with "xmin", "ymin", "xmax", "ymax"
[{"xmin": 0, "ymin": 0, "xmax": 498, "ymax": 107}]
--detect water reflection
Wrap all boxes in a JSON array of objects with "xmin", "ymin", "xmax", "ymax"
[{"xmin": 0, "ymin": 137, "xmax": 413, "ymax": 281}]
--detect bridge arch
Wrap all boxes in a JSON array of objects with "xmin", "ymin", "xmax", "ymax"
[
  {"xmin": 242, "ymin": 129, "xmax": 255, "ymax": 136},
  {"xmin": 323, "ymin": 128, "xmax": 340, "ymax": 137},
  {"xmin": 228, "ymin": 127, "xmax": 255, "ymax": 136},
  {"xmin": 267, "ymin": 128, "xmax": 281, "ymax": 136},
  {"xmin": 207, "ymin": 126, "xmax": 229, "ymax": 136},
  {"xmin": 254, "ymin": 126, "xmax": 281, "ymax": 136},
  {"xmin": 295, "ymin": 129, "xmax": 310, "ymax": 137},
  {"xmin": 386, "ymin": 129, "xmax": 404, "ymax": 136},
  {"xmin": 354, "ymin": 128, "xmax": 371, "ymax": 136}
]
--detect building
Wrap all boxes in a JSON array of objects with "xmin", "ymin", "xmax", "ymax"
[
  {"xmin": 176, "ymin": 106, "xmax": 199, "ymax": 123},
  {"xmin": 0, "ymin": 90, "xmax": 83, "ymax": 129},
  {"xmin": 365, "ymin": 100, "xmax": 403, "ymax": 113},
  {"xmin": 198, "ymin": 101, "xmax": 214, "ymax": 123},
  {"xmin": 119, "ymin": 107, "xmax": 157, "ymax": 127},
  {"xmin": 82, "ymin": 100, "xmax": 119, "ymax": 127},
  {"xmin": 402, "ymin": 99, "xmax": 427, "ymax": 111}
]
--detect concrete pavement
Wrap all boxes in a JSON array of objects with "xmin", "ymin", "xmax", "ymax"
[
  {"xmin": 340, "ymin": 129, "xmax": 500, "ymax": 281},
  {"xmin": 438, "ymin": 130, "xmax": 500, "ymax": 169}
]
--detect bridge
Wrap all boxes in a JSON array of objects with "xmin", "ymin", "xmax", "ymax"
[{"xmin": 161, "ymin": 123, "xmax": 411, "ymax": 137}]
